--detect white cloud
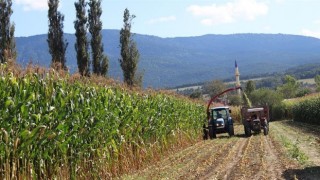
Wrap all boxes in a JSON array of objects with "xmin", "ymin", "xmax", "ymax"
[
  {"xmin": 313, "ymin": 19, "xmax": 320, "ymax": 25},
  {"xmin": 147, "ymin": 16, "xmax": 176, "ymax": 24},
  {"xmin": 302, "ymin": 29, "xmax": 320, "ymax": 39},
  {"xmin": 186, "ymin": 0, "xmax": 268, "ymax": 26},
  {"xmin": 263, "ymin": 25, "xmax": 272, "ymax": 31},
  {"xmin": 14, "ymin": 0, "xmax": 47, "ymax": 11},
  {"xmin": 274, "ymin": 0, "xmax": 286, "ymax": 4}
]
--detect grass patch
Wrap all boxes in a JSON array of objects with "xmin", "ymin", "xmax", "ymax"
[{"xmin": 279, "ymin": 135, "xmax": 308, "ymax": 165}]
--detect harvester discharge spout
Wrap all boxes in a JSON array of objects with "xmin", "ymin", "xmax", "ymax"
[{"xmin": 206, "ymin": 86, "xmax": 242, "ymax": 120}]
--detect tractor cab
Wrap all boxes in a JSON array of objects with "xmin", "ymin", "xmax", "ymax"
[{"xmin": 210, "ymin": 107, "xmax": 230, "ymax": 130}]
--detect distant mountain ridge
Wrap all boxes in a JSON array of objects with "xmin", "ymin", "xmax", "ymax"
[{"xmin": 15, "ymin": 30, "xmax": 320, "ymax": 88}]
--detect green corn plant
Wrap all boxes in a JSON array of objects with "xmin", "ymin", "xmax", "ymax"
[
  {"xmin": 292, "ymin": 96, "xmax": 320, "ymax": 125},
  {"xmin": 0, "ymin": 70, "xmax": 205, "ymax": 178}
]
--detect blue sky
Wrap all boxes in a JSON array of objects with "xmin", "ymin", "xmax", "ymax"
[{"xmin": 12, "ymin": 0, "xmax": 320, "ymax": 38}]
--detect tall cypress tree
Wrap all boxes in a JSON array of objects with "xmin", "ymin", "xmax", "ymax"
[
  {"xmin": 8, "ymin": 23, "xmax": 16, "ymax": 61},
  {"xmin": 88, "ymin": 0, "xmax": 108, "ymax": 76},
  {"xmin": 119, "ymin": 8, "xmax": 140, "ymax": 86},
  {"xmin": 47, "ymin": 0, "xmax": 68, "ymax": 70},
  {"xmin": 0, "ymin": 0, "xmax": 16, "ymax": 63},
  {"xmin": 74, "ymin": 0, "xmax": 89, "ymax": 76}
]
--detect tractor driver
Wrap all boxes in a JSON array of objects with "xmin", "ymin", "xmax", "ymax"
[
  {"xmin": 251, "ymin": 113, "xmax": 257, "ymax": 120},
  {"xmin": 217, "ymin": 111, "xmax": 222, "ymax": 119}
]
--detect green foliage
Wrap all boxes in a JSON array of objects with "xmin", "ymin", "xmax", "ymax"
[
  {"xmin": 244, "ymin": 80, "xmax": 255, "ymax": 95},
  {"xmin": 133, "ymin": 70, "xmax": 144, "ymax": 88},
  {"xmin": 189, "ymin": 90, "xmax": 202, "ymax": 99},
  {"xmin": 255, "ymin": 76, "xmax": 282, "ymax": 89},
  {"xmin": 88, "ymin": 0, "xmax": 109, "ymax": 76},
  {"xmin": 0, "ymin": 0, "xmax": 16, "ymax": 63},
  {"xmin": 296, "ymin": 88, "xmax": 311, "ymax": 97},
  {"xmin": 271, "ymin": 102, "xmax": 287, "ymax": 120},
  {"xmin": 0, "ymin": 70, "xmax": 204, "ymax": 178},
  {"xmin": 8, "ymin": 23, "xmax": 16, "ymax": 60},
  {"xmin": 277, "ymin": 75, "xmax": 299, "ymax": 99},
  {"xmin": 228, "ymin": 94, "xmax": 243, "ymax": 106},
  {"xmin": 119, "ymin": 8, "xmax": 140, "ymax": 87},
  {"xmin": 286, "ymin": 63, "xmax": 320, "ymax": 79},
  {"xmin": 47, "ymin": 0, "xmax": 68, "ymax": 70},
  {"xmin": 250, "ymin": 88, "xmax": 283, "ymax": 109},
  {"xmin": 315, "ymin": 75, "xmax": 320, "ymax": 92},
  {"xmin": 101, "ymin": 55, "xmax": 109, "ymax": 76},
  {"xmin": 202, "ymin": 80, "xmax": 226, "ymax": 98},
  {"xmin": 74, "ymin": 0, "xmax": 89, "ymax": 76},
  {"xmin": 292, "ymin": 97, "xmax": 320, "ymax": 125},
  {"xmin": 271, "ymin": 93, "xmax": 320, "ymax": 121},
  {"xmin": 279, "ymin": 135, "xmax": 308, "ymax": 164}
]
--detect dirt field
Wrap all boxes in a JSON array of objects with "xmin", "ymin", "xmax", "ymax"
[{"xmin": 121, "ymin": 121, "xmax": 320, "ymax": 180}]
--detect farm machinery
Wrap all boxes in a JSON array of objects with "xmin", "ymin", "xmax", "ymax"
[
  {"xmin": 203, "ymin": 87, "xmax": 241, "ymax": 140},
  {"xmin": 203, "ymin": 86, "xmax": 270, "ymax": 139},
  {"xmin": 241, "ymin": 106, "xmax": 269, "ymax": 136},
  {"xmin": 204, "ymin": 106, "xmax": 234, "ymax": 139}
]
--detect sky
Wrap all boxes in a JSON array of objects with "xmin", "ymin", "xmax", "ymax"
[{"xmin": 11, "ymin": 0, "xmax": 320, "ymax": 38}]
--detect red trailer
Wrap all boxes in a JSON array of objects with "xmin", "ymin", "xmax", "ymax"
[{"xmin": 241, "ymin": 106, "xmax": 269, "ymax": 136}]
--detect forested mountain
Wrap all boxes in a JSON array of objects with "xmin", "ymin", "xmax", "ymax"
[{"xmin": 16, "ymin": 30, "xmax": 320, "ymax": 88}]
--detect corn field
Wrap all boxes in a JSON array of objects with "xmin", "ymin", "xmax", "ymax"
[
  {"xmin": 292, "ymin": 95, "xmax": 320, "ymax": 125},
  {"xmin": 272, "ymin": 93, "xmax": 320, "ymax": 124},
  {"xmin": 0, "ymin": 70, "xmax": 205, "ymax": 179}
]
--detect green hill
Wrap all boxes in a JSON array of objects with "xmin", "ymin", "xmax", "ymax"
[{"xmin": 16, "ymin": 30, "xmax": 320, "ymax": 88}]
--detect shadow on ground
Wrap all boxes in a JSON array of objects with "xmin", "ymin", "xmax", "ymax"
[
  {"xmin": 211, "ymin": 133, "xmax": 248, "ymax": 139},
  {"xmin": 282, "ymin": 166, "xmax": 320, "ymax": 180}
]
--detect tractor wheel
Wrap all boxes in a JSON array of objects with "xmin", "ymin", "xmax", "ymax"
[
  {"xmin": 263, "ymin": 125, "xmax": 268, "ymax": 135},
  {"xmin": 203, "ymin": 124, "xmax": 208, "ymax": 140},
  {"xmin": 228, "ymin": 124, "xmax": 234, "ymax": 136},
  {"xmin": 244, "ymin": 124, "xmax": 252, "ymax": 137},
  {"xmin": 209, "ymin": 126, "xmax": 216, "ymax": 139}
]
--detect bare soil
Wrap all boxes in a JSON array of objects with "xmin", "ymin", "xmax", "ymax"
[{"xmin": 121, "ymin": 121, "xmax": 320, "ymax": 180}]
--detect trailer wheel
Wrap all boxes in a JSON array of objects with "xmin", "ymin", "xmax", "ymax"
[
  {"xmin": 263, "ymin": 125, "xmax": 268, "ymax": 135},
  {"xmin": 209, "ymin": 126, "xmax": 216, "ymax": 139},
  {"xmin": 244, "ymin": 124, "xmax": 252, "ymax": 137},
  {"xmin": 228, "ymin": 124, "xmax": 234, "ymax": 136}
]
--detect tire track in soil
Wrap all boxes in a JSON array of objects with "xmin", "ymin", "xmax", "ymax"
[
  {"xmin": 201, "ymin": 136, "xmax": 249, "ymax": 180},
  {"xmin": 177, "ymin": 138, "xmax": 238, "ymax": 180},
  {"xmin": 137, "ymin": 140, "xmax": 213, "ymax": 178},
  {"xmin": 262, "ymin": 135, "xmax": 288, "ymax": 179},
  {"xmin": 251, "ymin": 135, "xmax": 266, "ymax": 180},
  {"xmin": 194, "ymin": 125, "xmax": 251, "ymax": 180},
  {"xmin": 135, "ymin": 138, "xmax": 233, "ymax": 179},
  {"xmin": 122, "ymin": 123, "xmax": 307, "ymax": 180},
  {"xmin": 226, "ymin": 135, "xmax": 254, "ymax": 180},
  {"xmin": 173, "ymin": 140, "xmax": 236, "ymax": 179},
  {"xmin": 218, "ymin": 134, "xmax": 281, "ymax": 180}
]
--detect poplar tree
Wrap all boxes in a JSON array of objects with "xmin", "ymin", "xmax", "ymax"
[
  {"xmin": 74, "ymin": 0, "xmax": 89, "ymax": 76},
  {"xmin": 245, "ymin": 80, "xmax": 256, "ymax": 96},
  {"xmin": 119, "ymin": 8, "xmax": 140, "ymax": 86},
  {"xmin": 315, "ymin": 75, "xmax": 320, "ymax": 92},
  {"xmin": 88, "ymin": 0, "xmax": 108, "ymax": 76},
  {"xmin": 47, "ymin": 0, "xmax": 68, "ymax": 70},
  {"xmin": 0, "ymin": 0, "xmax": 16, "ymax": 63}
]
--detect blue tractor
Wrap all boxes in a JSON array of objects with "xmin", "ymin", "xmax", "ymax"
[
  {"xmin": 207, "ymin": 107, "xmax": 234, "ymax": 139},
  {"xmin": 203, "ymin": 87, "xmax": 241, "ymax": 140}
]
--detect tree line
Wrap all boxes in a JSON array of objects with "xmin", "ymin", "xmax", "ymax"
[
  {"xmin": 0, "ymin": 0, "xmax": 16, "ymax": 64},
  {"xmin": 185, "ymin": 74, "xmax": 320, "ymax": 119},
  {"xmin": 0, "ymin": 0, "xmax": 141, "ymax": 87}
]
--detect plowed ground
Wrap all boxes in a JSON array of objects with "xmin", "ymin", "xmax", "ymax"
[{"xmin": 122, "ymin": 121, "xmax": 320, "ymax": 180}]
